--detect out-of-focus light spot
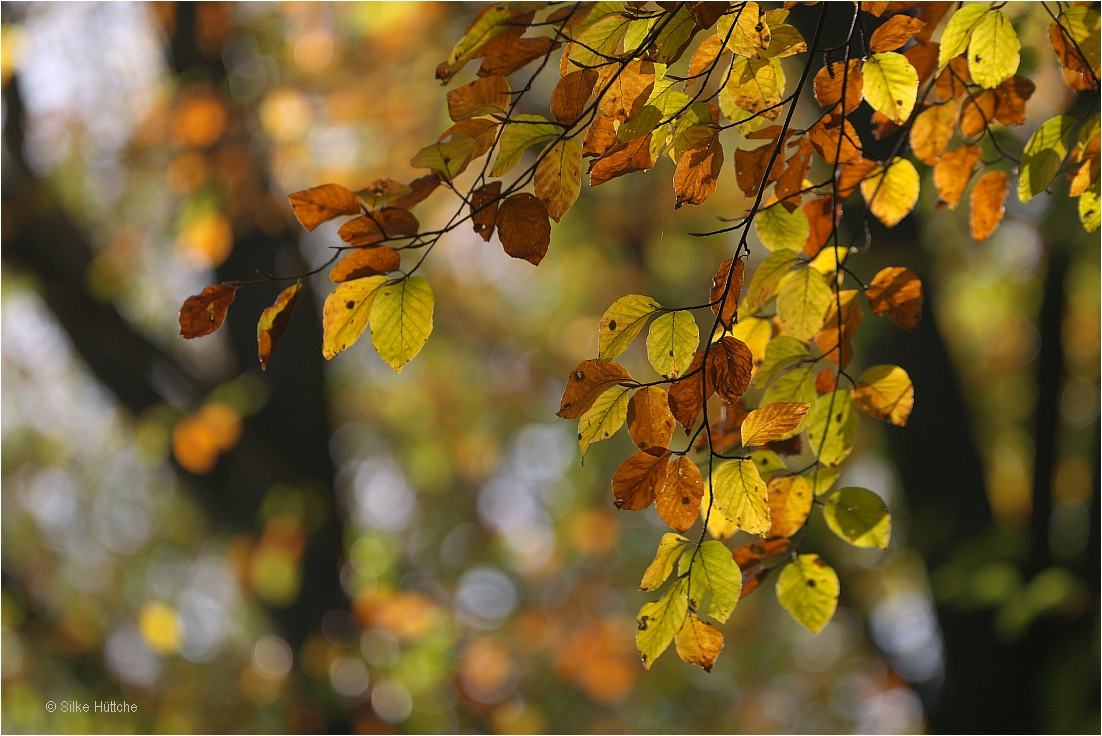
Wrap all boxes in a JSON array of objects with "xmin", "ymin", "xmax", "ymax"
[
  {"xmin": 869, "ymin": 590, "xmax": 944, "ymax": 683},
  {"xmin": 370, "ymin": 591, "xmax": 440, "ymax": 642},
  {"xmin": 491, "ymin": 699, "xmax": 543, "ymax": 735},
  {"xmin": 253, "ymin": 635, "xmax": 293, "ymax": 680},
  {"xmin": 837, "ymin": 455, "xmax": 899, "ymax": 506},
  {"xmin": 175, "ymin": 211, "xmax": 234, "ymax": 269},
  {"xmin": 168, "ymin": 152, "xmax": 209, "ymax": 194},
  {"xmin": 986, "ymin": 437, "xmax": 1033, "ymax": 529},
  {"xmin": 360, "ymin": 628, "xmax": 400, "ymax": 668},
  {"xmin": 105, "ymin": 627, "xmax": 162, "ymax": 688},
  {"xmin": 293, "ymin": 28, "xmax": 335, "ymax": 73},
  {"xmin": 171, "ymin": 93, "xmax": 227, "ymax": 148},
  {"xmin": 171, "ymin": 402, "xmax": 242, "ymax": 475},
  {"xmin": 260, "ymin": 87, "xmax": 313, "ymax": 143},
  {"xmin": 569, "ymin": 509, "xmax": 619, "ymax": 557},
  {"xmin": 139, "ymin": 602, "xmax": 183, "ymax": 655},
  {"xmin": 455, "ymin": 567, "xmax": 517, "ymax": 630},
  {"xmin": 459, "ymin": 639, "xmax": 517, "ymax": 704},
  {"xmin": 329, "ymin": 655, "xmax": 370, "ymax": 699},
  {"xmin": 371, "ymin": 680, "xmax": 413, "ymax": 724},
  {"xmin": 1060, "ymin": 377, "xmax": 1100, "ymax": 428},
  {"xmin": 23, "ymin": 467, "xmax": 79, "ymax": 534},
  {"xmin": 856, "ymin": 687, "xmax": 925, "ymax": 734},
  {"xmin": 350, "ymin": 458, "xmax": 418, "ymax": 532},
  {"xmin": 350, "ymin": 536, "xmax": 390, "ymax": 577},
  {"xmin": 250, "ymin": 546, "xmax": 302, "ymax": 608}
]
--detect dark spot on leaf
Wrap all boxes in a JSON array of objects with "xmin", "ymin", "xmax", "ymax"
[
  {"xmin": 807, "ymin": 579, "xmax": 816, "ymax": 587},
  {"xmin": 669, "ymin": 350, "xmax": 674, "ymax": 356},
  {"xmin": 681, "ymin": 496, "xmax": 689, "ymax": 504},
  {"xmin": 609, "ymin": 320, "xmax": 617, "ymax": 330},
  {"xmin": 346, "ymin": 300, "xmax": 355, "ymax": 309},
  {"xmin": 574, "ymin": 370, "xmax": 585, "ymax": 381}
]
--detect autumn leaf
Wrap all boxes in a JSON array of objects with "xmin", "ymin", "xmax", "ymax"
[
  {"xmin": 636, "ymin": 578, "xmax": 688, "ymax": 670},
  {"xmin": 938, "ymin": 3, "xmax": 991, "ymax": 72},
  {"xmin": 589, "ymin": 134, "xmax": 655, "ymax": 186},
  {"xmin": 776, "ymin": 267, "xmax": 832, "ymax": 342},
  {"xmin": 551, "ymin": 69, "xmax": 598, "ymax": 125},
  {"xmin": 753, "ymin": 335, "xmax": 808, "ymax": 389},
  {"xmin": 535, "ymin": 138, "xmax": 583, "ymax": 222},
  {"xmin": 862, "ymin": 52, "xmax": 919, "ymax": 125},
  {"xmin": 613, "ymin": 448, "xmax": 672, "ymax": 511},
  {"xmin": 808, "ymin": 113, "xmax": 863, "ymax": 165},
  {"xmin": 599, "ymin": 294, "xmax": 663, "ymax": 361},
  {"xmin": 256, "ymin": 283, "xmax": 302, "ymax": 369},
  {"xmin": 852, "ymin": 364, "xmax": 914, "ymax": 426},
  {"xmin": 411, "ymin": 135, "xmax": 477, "ymax": 180},
  {"xmin": 813, "ymin": 60, "xmax": 863, "ymax": 111},
  {"xmin": 740, "ymin": 402, "xmax": 810, "ymax": 447},
  {"xmin": 640, "ymin": 533, "xmax": 691, "ymax": 591},
  {"xmin": 968, "ymin": 9, "xmax": 1020, "ymax": 89},
  {"xmin": 321, "ymin": 275, "xmax": 388, "ymax": 360},
  {"xmin": 330, "ymin": 247, "xmax": 401, "ymax": 283},
  {"xmin": 389, "ymin": 173, "xmax": 442, "ymax": 210},
  {"xmin": 583, "ymin": 113, "xmax": 619, "ymax": 158},
  {"xmin": 289, "ymin": 183, "xmax": 362, "ymax": 231},
  {"xmin": 711, "ymin": 458, "xmax": 770, "ymax": 536},
  {"xmin": 675, "ymin": 613, "xmax": 724, "ymax": 671},
  {"xmin": 492, "ymin": 115, "xmax": 560, "ymax": 177},
  {"xmin": 355, "ymin": 178, "xmax": 412, "ymax": 209},
  {"xmin": 689, "ymin": 35, "xmax": 725, "ymax": 78},
  {"xmin": 970, "ymin": 170, "xmax": 1008, "ymax": 241},
  {"xmin": 440, "ymin": 118, "xmax": 499, "ymax": 163},
  {"xmin": 478, "ymin": 34, "xmax": 559, "ymax": 78},
  {"xmin": 369, "ymin": 277, "xmax": 435, "ymax": 372},
  {"xmin": 934, "ymin": 144, "xmax": 981, "ymax": 209},
  {"xmin": 708, "ymin": 336, "xmax": 754, "ymax": 403},
  {"xmin": 743, "ymin": 248, "xmax": 800, "ymax": 315},
  {"xmin": 667, "ymin": 352, "xmax": 711, "ymax": 431},
  {"xmin": 557, "ymin": 359, "xmax": 634, "ymax": 420},
  {"xmin": 709, "ymin": 257, "xmax": 745, "ymax": 329},
  {"xmin": 910, "ymin": 102, "xmax": 957, "ymax": 165},
  {"xmin": 446, "ymin": 74, "xmax": 511, "ymax": 121},
  {"xmin": 496, "ymin": 193, "xmax": 551, "ymax": 265},
  {"xmin": 674, "ymin": 129, "xmax": 723, "ymax": 207},
  {"xmin": 960, "ymin": 90, "xmax": 996, "ymax": 138},
  {"xmin": 627, "ymin": 386, "xmax": 676, "ymax": 452},
  {"xmin": 756, "ymin": 202, "xmax": 810, "ymax": 252},
  {"xmin": 733, "ymin": 537, "xmax": 791, "ymax": 571},
  {"xmin": 807, "ymin": 390, "xmax": 860, "ymax": 467},
  {"xmin": 775, "ymin": 136, "xmax": 814, "ymax": 200},
  {"xmin": 992, "ymin": 76, "xmax": 1035, "ymax": 126},
  {"xmin": 338, "ymin": 209, "xmax": 420, "ymax": 247},
  {"xmin": 179, "ymin": 284, "xmax": 237, "ymax": 339},
  {"xmin": 861, "ymin": 157, "xmax": 920, "ymax": 227},
  {"xmin": 718, "ymin": 1, "xmax": 770, "ymax": 57},
  {"xmin": 470, "ymin": 181, "xmax": 502, "ymax": 242},
  {"xmin": 766, "ymin": 474, "xmax": 814, "ymax": 538},
  {"xmin": 835, "ymin": 157, "xmax": 878, "ymax": 199},
  {"xmin": 579, "ymin": 385, "xmax": 631, "ymax": 460},
  {"xmin": 1019, "ymin": 115, "xmax": 1075, "ymax": 202},
  {"xmin": 869, "ymin": 15, "xmax": 925, "ymax": 53},
  {"xmin": 865, "ymin": 266, "xmax": 923, "ymax": 330},
  {"xmin": 437, "ymin": 4, "xmax": 517, "ymax": 82},
  {"xmin": 776, "ymin": 554, "xmax": 839, "ymax": 634},
  {"xmin": 597, "ymin": 59, "xmax": 656, "ymax": 122},
  {"xmin": 658, "ymin": 456, "xmax": 704, "ymax": 533},
  {"xmin": 734, "ymin": 137, "xmax": 785, "ymax": 197},
  {"xmin": 727, "ymin": 57, "xmax": 784, "ymax": 116},
  {"xmin": 647, "ymin": 311, "xmax": 699, "ymax": 379},
  {"xmin": 822, "ymin": 487, "xmax": 891, "ymax": 549}
]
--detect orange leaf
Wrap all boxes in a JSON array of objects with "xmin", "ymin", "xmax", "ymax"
[
  {"xmin": 766, "ymin": 474, "xmax": 814, "ymax": 537},
  {"xmin": 439, "ymin": 119, "xmax": 499, "ymax": 163},
  {"xmin": 446, "ymin": 75, "xmax": 512, "ymax": 121},
  {"xmin": 389, "ymin": 173, "xmax": 442, "ymax": 210},
  {"xmin": 552, "ymin": 69, "xmax": 598, "ymax": 125},
  {"xmin": 338, "ymin": 209, "xmax": 420, "ymax": 247},
  {"xmin": 835, "ymin": 158, "xmax": 878, "ymax": 199},
  {"xmin": 970, "ymin": 170, "xmax": 1008, "ymax": 241},
  {"xmin": 803, "ymin": 196, "xmax": 839, "ymax": 257},
  {"xmin": 657, "ymin": 456, "xmax": 704, "ymax": 532},
  {"xmin": 613, "ymin": 449, "xmax": 672, "ymax": 511},
  {"xmin": 582, "ymin": 113, "xmax": 618, "ymax": 157},
  {"xmin": 707, "ymin": 336, "xmax": 753, "ymax": 403},
  {"xmin": 689, "ymin": 35, "xmax": 725, "ymax": 78},
  {"xmin": 627, "ymin": 386, "xmax": 676, "ymax": 452},
  {"xmin": 733, "ymin": 537, "xmax": 791, "ymax": 570},
  {"xmin": 808, "ymin": 112, "xmax": 863, "ymax": 165},
  {"xmin": 674, "ymin": 129, "xmax": 724, "ymax": 207},
  {"xmin": 816, "ymin": 289, "xmax": 864, "ymax": 368},
  {"xmin": 710, "ymin": 257, "xmax": 745, "ymax": 329},
  {"xmin": 667, "ymin": 353, "xmax": 711, "ymax": 431},
  {"xmin": 557, "ymin": 359, "xmax": 633, "ymax": 419},
  {"xmin": 740, "ymin": 402, "xmax": 810, "ymax": 447},
  {"xmin": 813, "ymin": 61, "xmax": 863, "ymax": 111},
  {"xmin": 869, "ymin": 15, "xmax": 926, "ymax": 53},
  {"xmin": 960, "ymin": 91, "xmax": 996, "ymax": 138},
  {"xmin": 903, "ymin": 38, "xmax": 940, "ymax": 85},
  {"xmin": 496, "ymin": 193, "xmax": 551, "ymax": 265},
  {"xmin": 934, "ymin": 57, "xmax": 971, "ymax": 101},
  {"xmin": 865, "ymin": 266, "xmax": 923, "ymax": 330},
  {"xmin": 815, "ymin": 369, "xmax": 836, "ymax": 394},
  {"xmin": 470, "ymin": 181, "xmax": 502, "ymax": 242},
  {"xmin": 687, "ymin": 1, "xmax": 728, "ymax": 30},
  {"xmin": 775, "ymin": 136, "xmax": 815, "ymax": 201},
  {"xmin": 992, "ymin": 76, "xmax": 1035, "ymax": 126},
  {"xmin": 330, "ymin": 247, "xmax": 401, "ymax": 283},
  {"xmin": 257, "ymin": 283, "xmax": 302, "ymax": 369},
  {"xmin": 589, "ymin": 134, "xmax": 655, "ymax": 186},
  {"xmin": 478, "ymin": 35, "xmax": 559, "ymax": 78},
  {"xmin": 179, "ymin": 284, "xmax": 237, "ymax": 338},
  {"xmin": 933, "ymin": 144, "xmax": 981, "ymax": 209},
  {"xmin": 734, "ymin": 139, "xmax": 785, "ymax": 197},
  {"xmin": 597, "ymin": 60, "xmax": 656, "ymax": 122},
  {"xmin": 910, "ymin": 102, "xmax": 957, "ymax": 165},
  {"xmin": 288, "ymin": 184, "xmax": 361, "ymax": 231}
]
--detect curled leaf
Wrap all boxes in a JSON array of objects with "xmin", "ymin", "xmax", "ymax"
[
  {"xmin": 288, "ymin": 184, "xmax": 361, "ymax": 231},
  {"xmin": 865, "ymin": 266, "xmax": 923, "ymax": 330},
  {"xmin": 179, "ymin": 285, "xmax": 237, "ymax": 339},
  {"xmin": 557, "ymin": 359, "xmax": 633, "ymax": 420},
  {"xmin": 257, "ymin": 283, "xmax": 302, "ymax": 369}
]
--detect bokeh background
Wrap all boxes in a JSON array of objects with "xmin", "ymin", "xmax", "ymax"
[{"xmin": 0, "ymin": 2, "xmax": 1097, "ymax": 733}]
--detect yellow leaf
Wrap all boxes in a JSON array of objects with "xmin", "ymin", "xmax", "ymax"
[
  {"xmin": 321, "ymin": 275, "xmax": 388, "ymax": 360},
  {"xmin": 807, "ymin": 390, "xmax": 860, "ymax": 467},
  {"xmin": 578, "ymin": 385, "xmax": 631, "ymax": 460},
  {"xmin": 741, "ymin": 402, "xmax": 810, "ymax": 446},
  {"xmin": 639, "ymin": 532, "xmax": 691, "ymax": 592},
  {"xmin": 937, "ymin": 4, "xmax": 991, "ymax": 71},
  {"xmin": 860, "ymin": 157, "xmax": 920, "ymax": 227},
  {"xmin": 756, "ymin": 203, "xmax": 810, "ymax": 251},
  {"xmin": 717, "ymin": 1, "xmax": 770, "ymax": 57},
  {"xmin": 862, "ymin": 52, "xmax": 918, "ymax": 125},
  {"xmin": 852, "ymin": 364, "xmax": 914, "ymax": 426},
  {"xmin": 636, "ymin": 578, "xmax": 688, "ymax": 670},
  {"xmin": 646, "ymin": 311, "xmax": 699, "ymax": 378},
  {"xmin": 369, "ymin": 276, "xmax": 435, "ymax": 372},
  {"xmin": 599, "ymin": 294, "xmax": 663, "ymax": 361},
  {"xmin": 711, "ymin": 458, "xmax": 770, "ymax": 536},
  {"xmin": 730, "ymin": 317, "xmax": 772, "ymax": 378},
  {"xmin": 727, "ymin": 57, "xmax": 784, "ymax": 115},
  {"xmin": 776, "ymin": 554, "xmax": 839, "ymax": 635},
  {"xmin": 776, "ymin": 268, "xmax": 832, "ymax": 342},
  {"xmin": 675, "ymin": 612, "xmax": 724, "ymax": 671},
  {"xmin": 699, "ymin": 481, "xmax": 738, "ymax": 541},
  {"xmin": 767, "ymin": 475, "xmax": 814, "ymax": 538},
  {"xmin": 822, "ymin": 487, "xmax": 892, "ymax": 549},
  {"xmin": 910, "ymin": 102, "xmax": 957, "ymax": 165},
  {"xmin": 535, "ymin": 138, "xmax": 583, "ymax": 222},
  {"xmin": 968, "ymin": 9, "xmax": 1020, "ymax": 89},
  {"xmin": 742, "ymin": 249, "xmax": 801, "ymax": 316}
]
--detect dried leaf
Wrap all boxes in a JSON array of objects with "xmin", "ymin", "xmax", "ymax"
[
  {"xmin": 668, "ymin": 353, "xmax": 711, "ymax": 431},
  {"xmin": 496, "ymin": 193, "xmax": 551, "ymax": 265},
  {"xmin": 330, "ymin": 246, "xmax": 401, "ymax": 283},
  {"xmin": 808, "ymin": 113, "xmax": 864, "ymax": 165},
  {"xmin": 689, "ymin": 35, "xmax": 725, "ymax": 78},
  {"xmin": 675, "ymin": 612, "xmax": 724, "ymax": 671},
  {"xmin": 582, "ymin": 113, "xmax": 619, "ymax": 157},
  {"xmin": 775, "ymin": 136, "xmax": 814, "ymax": 201},
  {"xmin": 741, "ymin": 402, "xmax": 810, "ymax": 447},
  {"xmin": 439, "ymin": 118, "xmax": 499, "ymax": 163},
  {"xmin": 674, "ymin": 129, "xmax": 724, "ymax": 207},
  {"xmin": 553, "ymin": 69, "xmax": 599, "ymax": 125},
  {"xmin": 447, "ymin": 75, "xmax": 512, "ymax": 121},
  {"xmin": 933, "ymin": 144, "xmax": 981, "ymax": 209},
  {"xmin": 535, "ymin": 138, "xmax": 583, "ymax": 222},
  {"xmin": 179, "ymin": 285, "xmax": 237, "ymax": 338},
  {"xmin": 910, "ymin": 102, "xmax": 957, "ymax": 165},
  {"xmin": 708, "ymin": 336, "xmax": 754, "ymax": 403},
  {"xmin": 478, "ymin": 35, "xmax": 559, "ymax": 78},
  {"xmin": 869, "ymin": 15, "xmax": 925, "ymax": 53},
  {"xmin": 257, "ymin": 283, "xmax": 302, "ymax": 369},
  {"xmin": 802, "ymin": 196, "xmax": 839, "ymax": 257},
  {"xmin": 992, "ymin": 76, "xmax": 1035, "ymax": 126},
  {"xmin": 338, "ymin": 209, "xmax": 420, "ymax": 247},
  {"xmin": 816, "ymin": 289, "xmax": 863, "ymax": 368},
  {"xmin": 710, "ymin": 257, "xmax": 745, "ymax": 329},
  {"xmin": 389, "ymin": 173, "xmax": 442, "ymax": 210},
  {"xmin": 658, "ymin": 456, "xmax": 705, "ymax": 532},
  {"xmin": 557, "ymin": 359, "xmax": 634, "ymax": 419},
  {"xmin": 598, "ymin": 59, "xmax": 656, "ymax": 122},
  {"xmin": 289, "ymin": 184, "xmax": 361, "ymax": 231},
  {"xmin": 613, "ymin": 449, "xmax": 673, "ymax": 510},
  {"xmin": 355, "ymin": 179, "xmax": 412, "ymax": 209},
  {"xmin": 628, "ymin": 386, "xmax": 677, "ymax": 452},
  {"xmin": 960, "ymin": 90, "xmax": 996, "ymax": 138},
  {"xmin": 970, "ymin": 170, "xmax": 1008, "ymax": 241},
  {"xmin": 734, "ymin": 139, "xmax": 785, "ymax": 197},
  {"xmin": 813, "ymin": 60, "xmax": 864, "ymax": 111},
  {"xmin": 470, "ymin": 181, "xmax": 502, "ymax": 242},
  {"xmin": 865, "ymin": 266, "xmax": 923, "ymax": 330},
  {"xmin": 589, "ymin": 134, "xmax": 655, "ymax": 186}
]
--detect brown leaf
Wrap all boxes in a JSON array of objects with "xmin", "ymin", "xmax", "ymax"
[
  {"xmin": 470, "ymin": 182, "xmax": 502, "ymax": 242},
  {"xmin": 869, "ymin": 15, "xmax": 925, "ymax": 53},
  {"xmin": 582, "ymin": 113, "xmax": 618, "ymax": 157},
  {"xmin": 552, "ymin": 69, "xmax": 598, "ymax": 125},
  {"xmin": 389, "ymin": 173, "xmax": 442, "ymax": 210},
  {"xmin": 1050, "ymin": 20, "xmax": 1099, "ymax": 90},
  {"xmin": 933, "ymin": 144, "xmax": 981, "ymax": 209},
  {"xmin": 815, "ymin": 369, "xmax": 836, "ymax": 394},
  {"xmin": 628, "ymin": 386, "xmax": 677, "ymax": 451},
  {"xmin": 734, "ymin": 135, "xmax": 786, "ymax": 197},
  {"xmin": 707, "ymin": 336, "xmax": 753, "ymax": 403},
  {"xmin": 597, "ymin": 60, "xmax": 656, "ymax": 122},
  {"xmin": 860, "ymin": 1, "xmax": 888, "ymax": 17},
  {"xmin": 808, "ymin": 113, "xmax": 863, "ymax": 165},
  {"xmin": 934, "ymin": 57, "xmax": 971, "ymax": 101},
  {"xmin": 865, "ymin": 266, "xmax": 923, "ymax": 330},
  {"xmin": 914, "ymin": 2, "xmax": 951, "ymax": 42},
  {"xmin": 816, "ymin": 289, "xmax": 864, "ymax": 368},
  {"xmin": 535, "ymin": 139, "xmax": 583, "ymax": 222},
  {"xmin": 657, "ymin": 456, "xmax": 704, "ymax": 532},
  {"xmin": 910, "ymin": 102, "xmax": 957, "ymax": 165},
  {"xmin": 557, "ymin": 359, "xmax": 633, "ymax": 419},
  {"xmin": 835, "ymin": 158, "xmax": 878, "ymax": 199},
  {"xmin": 960, "ymin": 91, "xmax": 996, "ymax": 138},
  {"xmin": 257, "ymin": 283, "xmax": 302, "ymax": 369},
  {"xmin": 701, "ymin": 401, "xmax": 750, "ymax": 454},
  {"xmin": 667, "ymin": 353, "xmax": 712, "ymax": 431},
  {"xmin": 613, "ymin": 449, "xmax": 672, "ymax": 511},
  {"xmin": 903, "ymin": 38, "xmax": 940, "ymax": 85},
  {"xmin": 330, "ymin": 247, "xmax": 401, "ymax": 283},
  {"xmin": 710, "ymin": 257, "xmax": 745, "ymax": 329},
  {"xmin": 766, "ymin": 475, "xmax": 814, "ymax": 538},
  {"xmin": 734, "ymin": 537, "xmax": 791, "ymax": 569},
  {"xmin": 689, "ymin": 35, "xmax": 725, "ymax": 78},
  {"xmin": 740, "ymin": 402, "xmax": 810, "ymax": 447},
  {"xmin": 870, "ymin": 111, "xmax": 900, "ymax": 141},
  {"xmin": 970, "ymin": 170, "xmax": 1008, "ymax": 241},
  {"xmin": 446, "ymin": 75, "xmax": 512, "ymax": 122},
  {"xmin": 775, "ymin": 136, "xmax": 814, "ymax": 200},
  {"xmin": 674, "ymin": 129, "xmax": 723, "ymax": 207},
  {"xmin": 289, "ymin": 184, "xmax": 361, "ymax": 231},
  {"xmin": 179, "ymin": 284, "xmax": 237, "ymax": 338},
  {"xmin": 687, "ymin": 1, "xmax": 728, "ymax": 29},
  {"xmin": 496, "ymin": 193, "xmax": 551, "ymax": 265},
  {"xmin": 338, "ymin": 209, "xmax": 420, "ymax": 247},
  {"xmin": 813, "ymin": 61, "xmax": 863, "ymax": 112},
  {"xmin": 589, "ymin": 134, "xmax": 654, "ymax": 186},
  {"xmin": 478, "ymin": 35, "xmax": 559, "ymax": 78},
  {"xmin": 803, "ymin": 196, "xmax": 839, "ymax": 257},
  {"xmin": 992, "ymin": 76, "xmax": 1035, "ymax": 127}
]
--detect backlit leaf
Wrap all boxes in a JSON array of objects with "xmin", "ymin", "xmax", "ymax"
[
  {"xmin": 647, "ymin": 311, "xmax": 699, "ymax": 379},
  {"xmin": 355, "ymin": 178, "xmax": 412, "ymax": 209},
  {"xmin": 937, "ymin": 3, "xmax": 991, "ymax": 71},
  {"xmin": 338, "ymin": 209, "xmax": 420, "ymax": 247},
  {"xmin": 496, "ymin": 193, "xmax": 551, "ymax": 265},
  {"xmin": 710, "ymin": 257, "xmax": 745, "ymax": 329},
  {"xmin": 256, "ymin": 283, "xmax": 302, "ymax": 370},
  {"xmin": 1080, "ymin": 181, "xmax": 1101, "ymax": 232},
  {"xmin": 636, "ymin": 578, "xmax": 688, "ymax": 670},
  {"xmin": 689, "ymin": 35, "xmax": 725, "ymax": 78},
  {"xmin": 960, "ymin": 89, "xmax": 996, "ymax": 138},
  {"xmin": 776, "ymin": 554, "xmax": 839, "ymax": 634},
  {"xmin": 808, "ymin": 113, "xmax": 864, "ymax": 165},
  {"xmin": 369, "ymin": 277, "xmax": 435, "ymax": 372},
  {"xmin": 775, "ymin": 136, "xmax": 814, "ymax": 200},
  {"xmin": 853, "ymin": 364, "xmax": 914, "ymax": 426},
  {"xmin": 654, "ymin": 5, "xmax": 698, "ymax": 64},
  {"xmin": 437, "ymin": 4, "xmax": 515, "ymax": 82},
  {"xmin": 477, "ymin": 33, "xmax": 558, "ymax": 78},
  {"xmin": 750, "ymin": 449, "xmax": 787, "ymax": 478},
  {"xmin": 411, "ymin": 135, "xmax": 477, "ymax": 180},
  {"xmin": 862, "ymin": 51, "xmax": 919, "ymax": 125},
  {"xmin": 667, "ymin": 353, "xmax": 711, "ymax": 431},
  {"xmin": 613, "ymin": 448, "xmax": 672, "ymax": 511},
  {"xmin": 870, "ymin": 15, "xmax": 926, "ymax": 53},
  {"xmin": 446, "ymin": 75, "xmax": 511, "ymax": 121},
  {"xmin": 569, "ymin": 11, "xmax": 631, "ymax": 70},
  {"xmin": 754, "ymin": 335, "xmax": 808, "ymax": 388},
  {"xmin": 727, "ymin": 57, "xmax": 784, "ymax": 115},
  {"xmin": 992, "ymin": 76, "xmax": 1035, "ymax": 126},
  {"xmin": 492, "ymin": 115, "xmax": 560, "ymax": 177},
  {"xmin": 734, "ymin": 137, "xmax": 785, "ymax": 197},
  {"xmin": 816, "ymin": 288, "xmax": 863, "ymax": 368},
  {"xmin": 389, "ymin": 173, "xmax": 442, "ymax": 210},
  {"xmin": 289, "ymin": 183, "xmax": 361, "ymax": 231},
  {"xmin": 557, "ymin": 358, "xmax": 634, "ymax": 419},
  {"xmin": 743, "ymin": 248, "xmax": 800, "ymax": 316},
  {"xmin": 730, "ymin": 316, "xmax": 771, "ymax": 377},
  {"xmin": 330, "ymin": 247, "xmax": 401, "ymax": 283},
  {"xmin": 699, "ymin": 480, "xmax": 738, "ymax": 541},
  {"xmin": 439, "ymin": 118, "xmax": 499, "ymax": 163},
  {"xmin": 756, "ymin": 203, "xmax": 810, "ymax": 251},
  {"xmin": 597, "ymin": 59, "xmax": 656, "ymax": 122},
  {"xmin": 675, "ymin": 612, "xmax": 724, "ymax": 671},
  {"xmin": 551, "ymin": 69, "xmax": 598, "ymax": 125},
  {"xmin": 970, "ymin": 170, "xmax": 1008, "ymax": 240},
  {"xmin": 813, "ymin": 60, "xmax": 863, "ymax": 111},
  {"xmin": 179, "ymin": 284, "xmax": 237, "ymax": 339},
  {"xmin": 578, "ymin": 385, "xmax": 631, "ymax": 459},
  {"xmin": 470, "ymin": 181, "xmax": 502, "ymax": 242},
  {"xmin": 803, "ymin": 464, "xmax": 842, "ymax": 497},
  {"xmin": 711, "ymin": 458, "xmax": 770, "ymax": 536},
  {"xmin": 683, "ymin": 539, "xmax": 742, "ymax": 624},
  {"xmin": 865, "ymin": 266, "xmax": 923, "ymax": 330},
  {"xmin": 1019, "ymin": 115, "xmax": 1074, "ymax": 202},
  {"xmin": 807, "ymin": 390, "xmax": 860, "ymax": 467},
  {"xmin": 658, "ymin": 456, "xmax": 705, "ymax": 532},
  {"xmin": 717, "ymin": 1, "xmax": 770, "ymax": 57},
  {"xmin": 766, "ymin": 474, "xmax": 813, "ymax": 538},
  {"xmin": 860, "ymin": 157, "xmax": 920, "ymax": 227},
  {"xmin": 628, "ymin": 386, "xmax": 677, "ymax": 452},
  {"xmin": 910, "ymin": 102, "xmax": 957, "ymax": 165},
  {"xmin": 707, "ymin": 336, "xmax": 754, "ymax": 403},
  {"xmin": 761, "ymin": 22, "xmax": 806, "ymax": 59},
  {"xmin": 535, "ymin": 138, "xmax": 583, "ymax": 222},
  {"xmin": 762, "ymin": 364, "xmax": 816, "ymax": 407},
  {"xmin": 776, "ymin": 268, "xmax": 832, "ymax": 342},
  {"xmin": 741, "ymin": 402, "xmax": 810, "ymax": 447},
  {"xmin": 823, "ymin": 487, "xmax": 892, "ymax": 549},
  {"xmin": 599, "ymin": 294, "xmax": 663, "ymax": 361},
  {"xmin": 321, "ymin": 276, "xmax": 388, "ymax": 360},
  {"xmin": 640, "ymin": 533, "xmax": 691, "ymax": 591},
  {"xmin": 674, "ymin": 129, "xmax": 724, "ymax": 207},
  {"xmin": 934, "ymin": 144, "xmax": 981, "ymax": 209},
  {"xmin": 968, "ymin": 9, "xmax": 1019, "ymax": 89},
  {"xmin": 589, "ymin": 134, "xmax": 655, "ymax": 186}
]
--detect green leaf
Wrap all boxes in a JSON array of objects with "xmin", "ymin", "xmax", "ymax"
[
  {"xmin": 807, "ymin": 390, "xmax": 860, "ymax": 467},
  {"xmin": 637, "ymin": 578, "xmax": 689, "ymax": 670},
  {"xmin": 938, "ymin": 4, "xmax": 992, "ymax": 71},
  {"xmin": 410, "ymin": 135, "xmax": 477, "ymax": 180},
  {"xmin": 653, "ymin": 5, "xmax": 696, "ymax": 64},
  {"xmin": 762, "ymin": 365, "xmax": 816, "ymax": 407},
  {"xmin": 862, "ymin": 51, "xmax": 919, "ymax": 125},
  {"xmin": 754, "ymin": 335, "xmax": 809, "ymax": 388},
  {"xmin": 1080, "ymin": 180, "xmax": 1101, "ymax": 232},
  {"xmin": 369, "ymin": 277, "xmax": 435, "ymax": 372},
  {"xmin": 683, "ymin": 540, "xmax": 743, "ymax": 623},
  {"xmin": 1018, "ymin": 116, "xmax": 1075, "ymax": 202},
  {"xmin": 802, "ymin": 465, "xmax": 841, "ymax": 496},
  {"xmin": 823, "ymin": 487, "xmax": 892, "ymax": 549},
  {"xmin": 756, "ymin": 203, "xmax": 810, "ymax": 251},
  {"xmin": 624, "ymin": 17, "xmax": 653, "ymax": 53},
  {"xmin": 570, "ymin": 12, "xmax": 631, "ymax": 69},
  {"xmin": 968, "ymin": 9, "xmax": 1020, "ymax": 89},
  {"xmin": 776, "ymin": 268, "xmax": 833, "ymax": 342},
  {"xmin": 439, "ymin": 4, "xmax": 515, "ymax": 81},
  {"xmin": 578, "ymin": 385, "xmax": 631, "ymax": 460},
  {"xmin": 750, "ymin": 449, "xmax": 787, "ymax": 478},
  {"xmin": 640, "ymin": 533, "xmax": 691, "ymax": 591},
  {"xmin": 776, "ymin": 554, "xmax": 839, "ymax": 635},
  {"xmin": 599, "ymin": 294, "xmax": 663, "ymax": 361},
  {"xmin": 646, "ymin": 311, "xmax": 699, "ymax": 378},
  {"xmin": 1060, "ymin": 7, "xmax": 1101, "ymax": 70},
  {"xmin": 711, "ymin": 459, "xmax": 770, "ymax": 536},
  {"xmin": 491, "ymin": 115, "xmax": 560, "ymax": 177},
  {"xmin": 742, "ymin": 248, "xmax": 801, "ymax": 317}
]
